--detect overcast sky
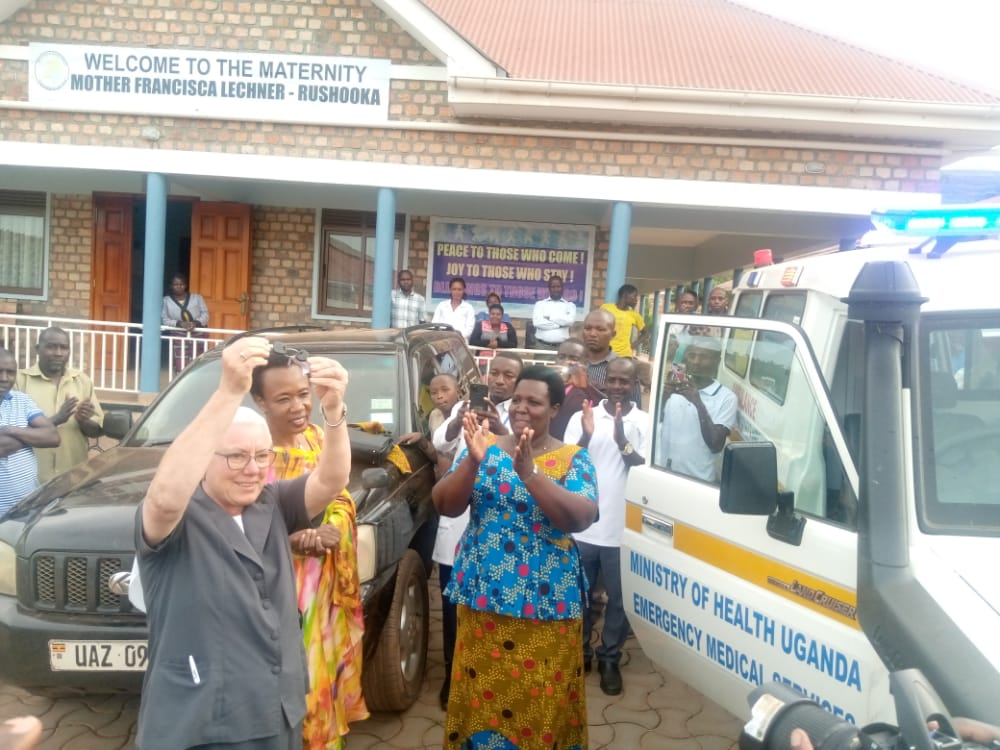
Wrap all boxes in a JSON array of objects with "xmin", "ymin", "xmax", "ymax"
[{"xmin": 737, "ymin": 0, "xmax": 1000, "ymax": 94}]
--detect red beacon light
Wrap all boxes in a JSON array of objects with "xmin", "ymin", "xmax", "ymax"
[{"xmin": 753, "ymin": 248, "xmax": 773, "ymax": 267}]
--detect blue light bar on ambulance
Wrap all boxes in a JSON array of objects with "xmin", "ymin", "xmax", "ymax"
[{"xmin": 871, "ymin": 206, "xmax": 1000, "ymax": 236}]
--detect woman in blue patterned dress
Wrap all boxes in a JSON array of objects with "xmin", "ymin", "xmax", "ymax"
[{"xmin": 432, "ymin": 364, "xmax": 599, "ymax": 750}]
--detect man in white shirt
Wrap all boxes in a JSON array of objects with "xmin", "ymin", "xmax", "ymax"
[
  {"xmin": 657, "ymin": 336, "xmax": 737, "ymax": 482},
  {"xmin": 430, "ymin": 351, "xmax": 522, "ymax": 710},
  {"xmin": 565, "ymin": 357, "xmax": 648, "ymax": 696},
  {"xmin": 531, "ymin": 275, "xmax": 577, "ymax": 349}
]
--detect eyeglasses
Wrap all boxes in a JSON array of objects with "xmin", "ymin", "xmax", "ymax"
[
  {"xmin": 272, "ymin": 341, "xmax": 310, "ymax": 375},
  {"xmin": 214, "ymin": 450, "xmax": 277, "ymax": 471}
]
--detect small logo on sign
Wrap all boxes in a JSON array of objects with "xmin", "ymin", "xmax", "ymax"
[{"xmin": 34, "ymin": 51, "xmax": 71, "ymax": 91}]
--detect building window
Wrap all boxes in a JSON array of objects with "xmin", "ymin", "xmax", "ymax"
[
  {"xmin": 318, "ymin": 209, "xmax": 404, "ymax": 317},
  {"xmin": 0, "ymin": 190, "xmax": 47, "ymax": 297}
]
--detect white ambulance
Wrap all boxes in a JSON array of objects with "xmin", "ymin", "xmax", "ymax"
[{"xmin": 621, "ymin": 205, "xmax": 1000, "ymax": 727}]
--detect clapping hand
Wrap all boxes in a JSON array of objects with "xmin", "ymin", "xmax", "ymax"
[
  {"xmin": 53, "ymin": 396, "xmax": 79, "ymax": 426},
  {"xmin": 513, "ymin": 426, "xmax": 536, "ymax": 482},
  {"xmin": 75, "ymin": 399, "xmax": 96, "ymax": 424},
  {"xmin": 612, "ymin": 401, "xmax": 627, "ymax": 449},
  {"xmin": 580, "ymin": 399, "xmax": 595, "ymax": 439},
  {"xmin": 462, "ymin": 410, "xmax": 489, "ymax": 463}
]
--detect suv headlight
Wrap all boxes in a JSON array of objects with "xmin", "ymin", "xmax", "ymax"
[
  {"xmin": 0, "ymin": 541, "xmax": 15, "ymax": 596},
  {"xmin": 356, "ymin": 524, "xmax": 375, "ymax": 584}
]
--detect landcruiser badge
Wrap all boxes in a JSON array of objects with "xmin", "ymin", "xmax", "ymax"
[{"xmin": 766, "ymin": 576, "xmax": 857, "ymax": 620}]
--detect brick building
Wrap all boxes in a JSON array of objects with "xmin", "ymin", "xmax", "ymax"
[{"xmin": 1, "ymin": 0, "xmax": 998, "ymax": 355}]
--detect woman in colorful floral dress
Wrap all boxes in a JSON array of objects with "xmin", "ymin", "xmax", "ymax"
[
  {"xmin": 251, "ymin": 355, "xmax": 368, "ymax": 750},
  {"xmin": 432, "ymin": 364, "xmax": 599, "ymax": 750}
]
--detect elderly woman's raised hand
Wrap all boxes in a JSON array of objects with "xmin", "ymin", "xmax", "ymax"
[
  {"xmin": 462, "ymin": 410, "xmax": 489, "ymax": 463},
  {"xmin": 222, "ymin": 336, "xmax": 270, "ymax": 395},
  {"xmin": 308, "ymin": 357, "xmax": 349, "ymax": 424}
]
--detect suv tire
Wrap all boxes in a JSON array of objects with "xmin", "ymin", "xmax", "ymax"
[{"xmin": 362, "ymin": 549, "xmax": 429, "ymax": 712}]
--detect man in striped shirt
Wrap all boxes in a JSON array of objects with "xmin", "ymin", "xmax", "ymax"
[
  {"xmin": 0, "ymin": 348, "xmax": 60, "ymax": 516},
  {"xmin": 583, "ymin": 309, "xmax": 642, "ymax": 406}
]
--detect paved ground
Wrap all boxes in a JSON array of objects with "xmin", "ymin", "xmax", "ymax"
[{"xmin": 0, "ymin": 571, "xmax": 743, "ymax": 749}]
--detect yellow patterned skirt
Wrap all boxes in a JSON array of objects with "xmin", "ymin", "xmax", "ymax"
[{"xmin": 444, "ymin": 605, "xmax": 588, "ymax": 750}]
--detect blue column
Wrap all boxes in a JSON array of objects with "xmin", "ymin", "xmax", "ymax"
[
  {"xmin": 371, "ymin": 187, "xmax": 397, "ymax": 329},
  {"xmin": 140, "ymin": 173, "xmax": 167, "ymax": 394},
  {"xmin": 651, "ymin": 290, "xmax": 662, "ymax": 352},
  {"xmin": 605, "ymin": 201, "xmax": 631, "ymax": 303}
]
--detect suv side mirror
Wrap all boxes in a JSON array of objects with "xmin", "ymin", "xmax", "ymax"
[
  {"xmin": 102, "ymin": 410, "xmax": 133, "ymax": 440},
  {"xmin": 719, "ymin": 442, "xmax": 779, "ymax": 515}
]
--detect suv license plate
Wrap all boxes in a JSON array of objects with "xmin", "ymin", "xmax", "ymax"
[{"xmin": 49, "ymin": 640, "xmax": 148, "ymax": 671}]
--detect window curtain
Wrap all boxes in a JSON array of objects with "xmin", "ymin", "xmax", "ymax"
[{"xmin": 0, "ymin": 214, "xmax": 44, "ymax": 293}]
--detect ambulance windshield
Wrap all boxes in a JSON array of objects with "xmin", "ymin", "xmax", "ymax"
[{"xmin": 922, "ymin": 318, "xmax": 1000, "ymax": 534}]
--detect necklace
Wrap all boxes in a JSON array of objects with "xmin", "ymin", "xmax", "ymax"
[{"xmin": 532, "ymin": 436, "xmax": 556, "ymax": 455}]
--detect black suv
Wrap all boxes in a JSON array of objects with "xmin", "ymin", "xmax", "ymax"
[{"xmin": 0, "ymin": 324, "xmax": 481, "ymax": 711}]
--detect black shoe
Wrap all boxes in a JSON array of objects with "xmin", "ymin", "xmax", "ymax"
[
  {"xmin": 439, "ymin": 674, "xmax": 451, "ymax": 711},
  {"xmin": 597, "ymin": 661, "xmax": 622, "ymax": 696}
]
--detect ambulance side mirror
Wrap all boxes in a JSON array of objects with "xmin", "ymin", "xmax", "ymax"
[{"xmin": 719, "ymin": 442, "xmax": 779, "ymax": 516}]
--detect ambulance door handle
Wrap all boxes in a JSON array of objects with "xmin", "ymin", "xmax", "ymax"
[{"xmin": 641, "ymin": 513, "xmax": 673, "ymax": 537}]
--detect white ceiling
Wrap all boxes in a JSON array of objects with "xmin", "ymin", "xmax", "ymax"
[{"xmin": 1, "ymin": 161, "xmax": 875, "ymax": 292}]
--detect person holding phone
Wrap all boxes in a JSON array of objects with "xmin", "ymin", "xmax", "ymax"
[
  {"xmin": 431, "ymin": 352, "xmax": 524, "ymax": 711},
  {"xmin": 656, "ymin": 336, "xmax": 736, "ymax": 482}
]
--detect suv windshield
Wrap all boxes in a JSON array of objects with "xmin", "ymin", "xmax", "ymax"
[
  {"xmin": 922, "ymin": 317, "xmax": 1000, "ymax": 535},
  {"xmin": 126, "ymin": 350, "xmax": 402, "ymax": 447}
]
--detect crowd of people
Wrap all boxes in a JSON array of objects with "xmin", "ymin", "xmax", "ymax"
[
  {"xmin": 129, "ymin": 275, "xmax": 734, "ymax": 749},
  {"xmin": 0, "ymin": 275, "xmax": 743, "ymax": 750}
]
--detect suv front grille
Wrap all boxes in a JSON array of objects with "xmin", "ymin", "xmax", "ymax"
[{"xmin": 31, "ymin": 553, "xmax": 136, "ymax": 614}]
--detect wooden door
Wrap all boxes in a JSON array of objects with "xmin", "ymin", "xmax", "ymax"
[
  {"xmin": 90, "ymin": 196, "xmax": 133, "ymax": 370},
  {"xmin": 90, "ymin": 196, "xmax": 132, "ymax": 323},
  {"xmin": 189, "ymin": 203, "xmax": 252, "ymax": 331}
]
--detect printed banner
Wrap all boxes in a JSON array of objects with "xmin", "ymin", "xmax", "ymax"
[
  {"xmin": 28, "ymin": 43, "xmax": 390, "ymax": 125},
  {"xmin": 427, "ymin": 218, "xmax": 594, "ymax": 319}
]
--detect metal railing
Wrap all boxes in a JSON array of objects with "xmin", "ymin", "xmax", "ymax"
[
  {"xmin": 0, "ymin": 316, "xmax": 587, "ymax": 398},
  {"xmin": 0, "ymin": 313, "xmax": 242, "ymax": 394},
  {"xmin": 468, "ymin": 345, "xmax": 558, "ymax": 375}
]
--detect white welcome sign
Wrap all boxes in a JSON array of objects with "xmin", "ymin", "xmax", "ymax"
[{"xmin": 29, "ymin": 43, "xmax": 391, "ymax": 126}]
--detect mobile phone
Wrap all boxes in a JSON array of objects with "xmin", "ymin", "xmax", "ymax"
[
  {"xmin": 670, "ymin": 363, "xmax": 687, "ymax": 384},
  {"xmin": 470, "ymin": 383, "xmax": 489, "ymax": 411}
]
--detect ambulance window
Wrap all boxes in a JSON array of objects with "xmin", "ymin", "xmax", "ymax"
[
  {"xmin": 921, "ymin": 320, "xmax": 1000, "ymax": 533},
  {"xmin": 746, "ymin": 294, "xmax": 807, "ymax": 404},
  {"xmin": 733, "ymin": 291, "xmax": 763, "ymax": 317},
  {"xmin": 654, "ymin": 323, "xmax": 856, "ymax": 526},
  {"xmin": 724, "ymin": 292, "xmax": 764, "ymax": 377},
  {"xmin": 652, "ymin": 328, "xmax": 735, "ymax": 486},
  {"xmin": 760, "ymin": 293, "xmax": 806, "ymax": 326},
  {"xmin": 829, "ymin": 321, "xmax": 864, "ymax": 465}
]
